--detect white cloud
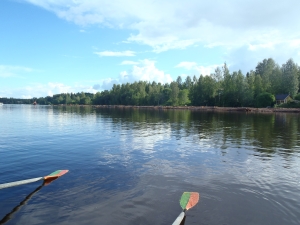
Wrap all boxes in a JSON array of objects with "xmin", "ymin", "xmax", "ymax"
[
  {"xmin": 21, "ymin": 95, "xmax": 33, "ymax": 99},
  {"xmin": 175, "ymin": 62, "xmax": 198, "ymax": 70},
  {"xmin": 23, "ymin": 0, "xmax": 300, "ymax": 71},
  {"xmin": 23, "ymin": 0, "xmax": 300, "ymax": 52},
  {"xmin": 228, "ymin": 42, "xmax": 300, "ymax": 73},
  {"xmin": 0, "ymin": 65, "xmax": 34, "ymax": 78},
  {"xmin": 176, "ymin": 62, "xmax": 223, "ymax": 76},
  {"xmin": 46, "ymin": 82, "xmax": 74, "ymax": 96},
  {"xmin": 0, "ymin": 82, "xmax": 98, "ymax": 98},
  {"xmin": 120, "ymin": 71, "xmax": 128, "ymax": 78},
  {"xmin": 0, "ymin": 61, "xmax": 189, "ymax": 98},
  {"xmin": 93, "ymin": 77, "xmax": 119, "ymax": 90},
  {"xmin": 94, "ymin": 50, "xmax": 135, "ymax": 57},
  {"xmin": 122, "ymin": 59, "xmax": 173, "ymax": 83},
  {"xmin": 93, "ymin": 59, "xmax": 173, "ymax": 91},
  {"xmin": 120, "ymin": 60, "xmax": 139, "ymax": 65},
  {"xmin": 196, "ymin": 65, "xmax": 224, "ymax": 76}
]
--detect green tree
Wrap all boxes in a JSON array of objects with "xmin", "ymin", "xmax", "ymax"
[
  {"xmin": 183, "ymin": 76, "xmax": 192, "ymax": 89},
  {"xmin": 93, "ymin": 92, "xmax": 102, "ymax": 105},
  {"xmin": 222, "ymin": 63, "xmax": 234, "ymax": 106},
  {"xmin": 202, "ymin": 75, "xmax": 217, "ymax": 105},
  {"xmin": 294, "ymin": 93, "xmax": 300, "ymax": 101},
  {"xmin": 254, "ymin": 74, "xmax": 263, "ymax": 98},
  {"xmin": 178, "ymin": 89, "xmax": 190, "ymax": 105},
  {"xmin": 37, "ymin": 97, "xmax": 47, "ymax": 105},
  {"xmin": 162, "ymin": 88, "xmax": 171, "ymax": 105},
  {"xmin": 269, "ymin": 65, "xmax": 283, "ymax": 94},
  {"xmin": 170, "ymin": 81, "xmax": 179, "ymax": 105},
  {"xmin": 255, "ymin": 58, "xmax": 276, "ymax": 92},
  {"xmin": 244, "ymin": 71, "xmax": 255, "ymax": 106},
  {"xmin": 234, "ymin": 70, "xmax": 245, "ymax": 106},
  {"xmin": 256, "ymin": 92, "xmax": 275, "ymax": 107},
  {"xmin": 212, "ymin": 67, "xmax": 223, "ymax": 83},
  {"xmin": 189, "ymin": 75, "xmax": 216, "ymax": 106},
  {"xmin": 192, "ymin": 75, "xmax": 198, "ymax": 85},
  {"xmin": 176, "ymin": 76, "xmax": 183, "ymax": 89},
  {"xmin": 281, "ymin": 59, "xmax": 299, "ymax": 97},
  {"xmin": 80, "ymin": 97, "xmax": 91, "ymax": 105},
  {"xmin": 53, "ymin": 95, "xmax": 64, "ymax": 104},
  {"xmin": 80, "ymin": 92, "xmax": 86, "ymax": 99},
  {"xmin": 101, "ymin": 90, "xmax": 111, "ymax": 104},
  {"xmin": 65, "ymin": 94, "xmax": 72, "ymax": 104}
]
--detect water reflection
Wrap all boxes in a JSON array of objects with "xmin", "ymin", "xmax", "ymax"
[
  {"xmin": 0, "ymin": 185, "xmax": 43, "ymax": 225},
  {"xmin": 40, "ymin": 106, "xmax": 300, "ymax": 161},
  {"xmin": 1, "ymin": 105, "xmax": 300, "ymax": 225},
  {"xmin": 0, "ymin": 177, "xmax": 60, "ymax": 225},
  {"xmin": 89, "ymin": 108, "xmax": 300, "ymax": 159}
]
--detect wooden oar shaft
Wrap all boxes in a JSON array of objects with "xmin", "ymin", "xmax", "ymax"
[
  {"xmin": 172, "ymin": 211, "xmax": 185, "ymax": 225},
  {"xmin": 0, "ymin": 177, "xmax": 43, "ymax": 190}
]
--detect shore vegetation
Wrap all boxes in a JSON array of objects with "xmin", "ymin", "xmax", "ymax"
[{"xmin": 1, "ymin": 58, "xmax": 300, "ymax": 108}]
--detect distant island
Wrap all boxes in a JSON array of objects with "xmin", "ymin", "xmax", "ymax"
[{"xmin": 1, "ymin": 58, "xmax": 300, "ymax": 109}]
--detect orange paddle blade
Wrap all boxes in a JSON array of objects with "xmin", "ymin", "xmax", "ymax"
[
  {"xmin": 180, "ymin": 192, "xmax": 200, "ymax": 210},
  {"xmin": 44, "ymin": 170, "xmax": 69, "ymax": 181}
]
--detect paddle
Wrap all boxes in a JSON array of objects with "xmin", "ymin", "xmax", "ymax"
[
  {"xmin": 0, "ymin": 170, "xmax": 69, "ymax": 224},
  {"xmin": 0, "ymin": 170, "xmax": 69, "ymax": 190},
  {"xmin": 172, "ymin": 192, "xmax": 200, "ymax": 225}
]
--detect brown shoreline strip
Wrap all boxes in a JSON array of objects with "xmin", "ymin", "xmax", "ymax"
[
  {"xmin": 52, "ymin": 104, "xmax": 300, "ymax": 113},
  {"xmin": 95, "ymin": 105, "xmax": 300, "ymax": 113}
]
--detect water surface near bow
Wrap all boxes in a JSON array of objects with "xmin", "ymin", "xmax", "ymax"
[{"xmin": 0, "ymin": 105, "xmax": 300, "ymax": 225}]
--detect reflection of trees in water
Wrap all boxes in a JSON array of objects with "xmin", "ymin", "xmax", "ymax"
[
  {"xmin": 189, "ymin": 112, "xmax": 300, "ymax": 160},
  {"xmin": 94, "ymin": 108, "xmax": 193, "ymax": 135},
  {"xmin": 55, "ymin": 105, "xmax": 95, "ymax": 115},
  {"xmin": 58, "ymin": 107, "xmax": 300, "ymax": 159},
  {"xmin": 247, "ymin": 114, "xmax": 277, "ymax": 156},
  {"xmin": 273, "ymin": 114, "xmax": 298, "ymax": 159},
  {"xmin": 246, "ymin": 113, "xmax": 299, "ymax": 159},
  {"xmin": 189, "ymin": 112, "xmax": 251, "ymax": 153}
]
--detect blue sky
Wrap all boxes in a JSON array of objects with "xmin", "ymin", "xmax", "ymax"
[{"xmin": 1, "ymin": 0, "xmax": 300, "ymax": 98}]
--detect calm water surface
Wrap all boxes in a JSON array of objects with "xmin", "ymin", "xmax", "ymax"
[{"xmin": 0, "ymin": 105, "xmax": 300, "ymax": 225}]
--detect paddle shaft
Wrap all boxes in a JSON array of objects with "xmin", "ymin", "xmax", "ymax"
[
  {"xmin": 0, "ymin": 177, "xmax": 43, "ymax": 190},
  {"xmin": 0, "ymin": 170, "xmax": 68, "ymax": 190},
  {"xmin": 172, "ymin": 211, "xmax": 185, "ymax": 225}
]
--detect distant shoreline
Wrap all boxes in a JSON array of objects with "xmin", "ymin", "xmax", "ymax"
[{"xmin": 52, "ymin": 104, "xmax": 300, "ymax": 113}]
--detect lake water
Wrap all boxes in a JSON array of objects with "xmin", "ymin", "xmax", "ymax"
[{"xmin": 0, "ymin": 105, "xmax": 300, "ymax": 225}]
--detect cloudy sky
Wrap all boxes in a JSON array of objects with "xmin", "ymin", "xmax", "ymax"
[{"xmin": 1, "ymin": 0, "xmax": 300, "ymax": 98}]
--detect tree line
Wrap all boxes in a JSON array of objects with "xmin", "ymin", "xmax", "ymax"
[{"xmin": 1, "ymin": 58, "xmax": 300, "ymax": 107}]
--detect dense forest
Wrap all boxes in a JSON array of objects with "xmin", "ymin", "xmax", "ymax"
[{"xmin": 1, "ymin": 58, "xmax": 300, "ymax": 107}]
